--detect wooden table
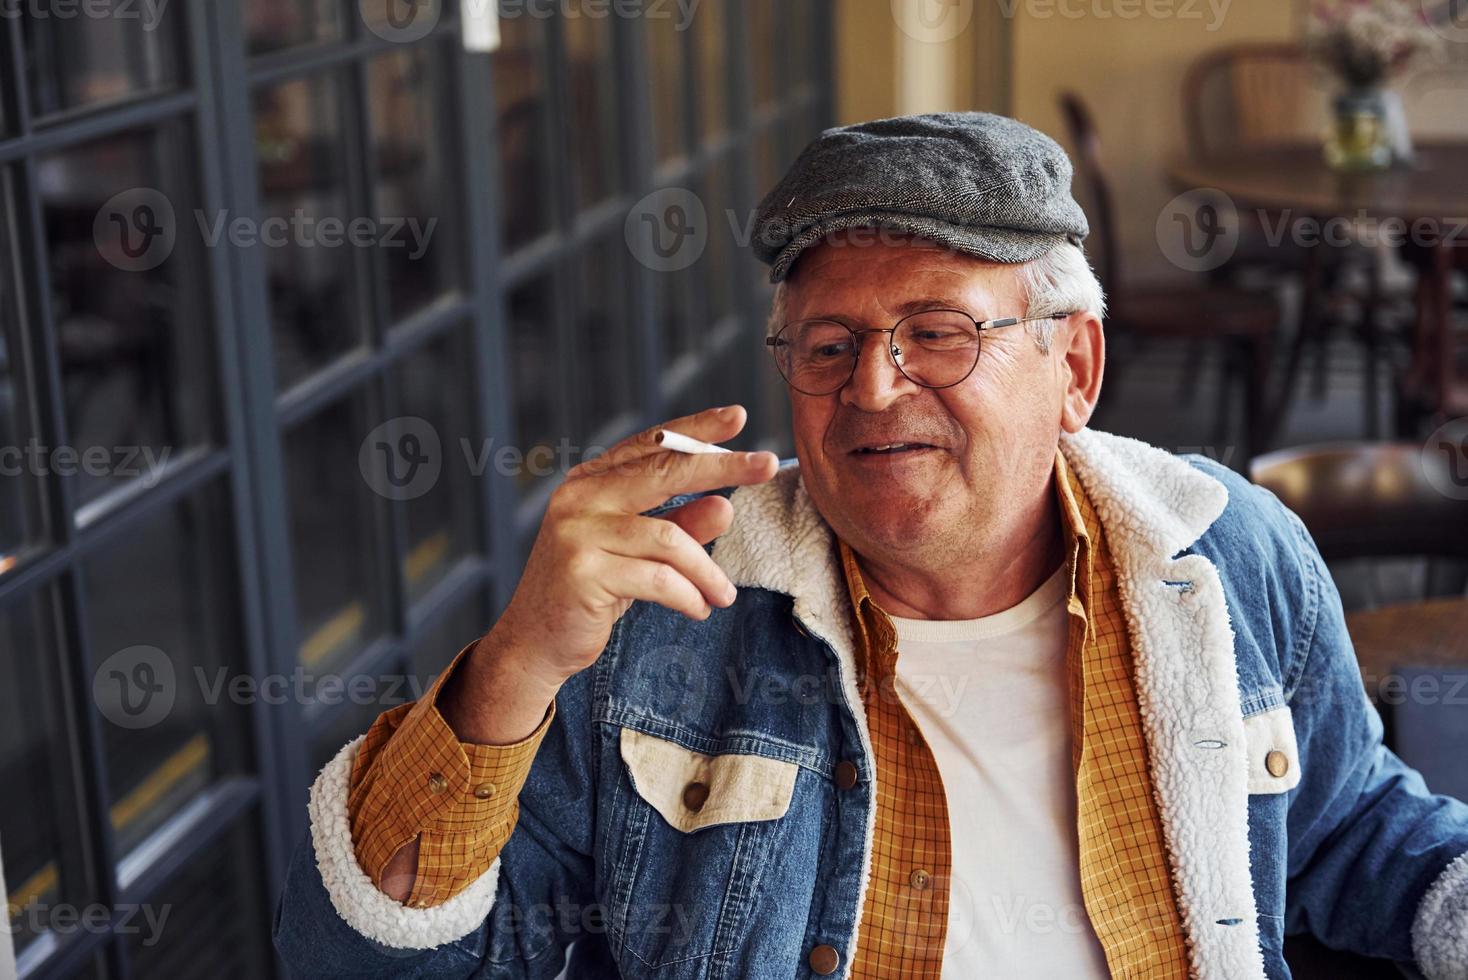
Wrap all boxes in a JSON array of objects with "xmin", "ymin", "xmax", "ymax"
[
  {"xmin": 1347, "ymin": 596, "xmax": 1468, "ymax": 704},
  {"xmin": 1167, "ymin": 143, "xmax": 1468, "ymax": 439}
]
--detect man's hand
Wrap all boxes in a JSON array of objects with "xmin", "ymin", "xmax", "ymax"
[{"xmin": 439, "ymin": 403, "xmax": 779, "ymax": 745}]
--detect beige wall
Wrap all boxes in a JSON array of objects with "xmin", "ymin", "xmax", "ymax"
[
  {"xmin": 834, "ymin": 0, "xmax": 1011, "ymax": 124},
  {"xmin": 1010, "ymin": 1, "xmax": 1295, "ymax": 284},
  {"xmin": 835, "ymin": 1, "xmax": 1468, "ymax": 285}
]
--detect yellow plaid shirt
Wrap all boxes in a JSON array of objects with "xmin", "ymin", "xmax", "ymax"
[{"xmin": 345, "ymin": 451, "xmax": 1192, "ymax": 974}]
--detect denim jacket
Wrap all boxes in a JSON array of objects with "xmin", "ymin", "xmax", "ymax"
[{"xmin": 275, "ymin": 427, "xmax": 1468, "ymax": 979}]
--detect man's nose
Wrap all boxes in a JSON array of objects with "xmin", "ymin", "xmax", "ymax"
[{"xmin": 840, "ymin": 332, "xmax": 921, "ymax": 412}]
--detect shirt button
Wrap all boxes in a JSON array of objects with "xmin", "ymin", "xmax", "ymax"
[
  {"xmin": 834, "ymin": 760, "xmax": 858, "ymax": 790},
  {"xmin": 906, "ymin": 726, "xmax": 923, "ymax": 746},
  {"xmin": 808, "ymin": 943, "xmax": 840, "ymax": 975},
  {"xmin": 427, "ymin": 772, "xmax": 448, "ymax": 794},
  {"xmin": 682, "ymin": 780, "xmax": 710, "ymax": 812},
  {"xmin": 1265, "ymin": 750, "xmax": 1289, "ymax": 778},
  {"xmin": 474, "ymin": 782, "xmax": 497, "ymax": 800},
  {"xmin": 910, "ymin": 868, "xmax": 931, "ymax": 890}
]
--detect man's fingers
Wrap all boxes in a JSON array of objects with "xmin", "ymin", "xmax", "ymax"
[
  {"xmin": 605, "ymin": 449, "xmax": 779, "ymax": 515},
  {"xmin": 660, "ymin": 494, "xmax": 734, "ymax": 547},
  {"xmin": 602, "ymin": 514, "xmax": 736, "ymax": 608},
  {"xmin": 592, "ymin": 554, "xmax": 712, "ymax": 622},
  {"xmin": 569, "ymin": 404, "xmax": 748, "ymax": 480}
]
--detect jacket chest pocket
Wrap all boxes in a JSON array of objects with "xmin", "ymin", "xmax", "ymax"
[{"xmin": 604, "ymin": 726, "xmax": 800, "ymax": 973}]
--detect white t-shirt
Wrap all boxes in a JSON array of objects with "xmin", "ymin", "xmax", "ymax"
[{"xmin": 888, "ymin": 561, "xmax": 1111, "ymax": 979}]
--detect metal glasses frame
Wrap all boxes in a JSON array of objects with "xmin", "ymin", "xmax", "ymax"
[{"xmin": 764, "ymin": 309, "xmax": 1076, "ymax": 395}]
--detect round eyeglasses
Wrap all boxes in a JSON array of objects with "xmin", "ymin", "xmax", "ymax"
[{"xmin": 764, "ymin": 309, "xmax": 1074, "ymax": 396}]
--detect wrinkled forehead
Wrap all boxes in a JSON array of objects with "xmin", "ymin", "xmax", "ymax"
[{"xmin": 781, "ymin": 229, "xmax": 1026, "ymax": 319}]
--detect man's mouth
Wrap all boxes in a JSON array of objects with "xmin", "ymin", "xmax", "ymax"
[{"xmin": 852, "ymin": 442, "xmax": 938, "ymax": 455}]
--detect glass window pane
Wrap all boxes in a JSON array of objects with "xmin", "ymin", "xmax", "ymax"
[
  {"xmin": 309, "ymin": 670, "xmax": 410, "ymax": 774},
  {"xmin": 658, "ymin": 266, "xmax": 695, "ymax": 365},
  {"xmin": 357, "ymin": 0, "xmax": 444, "ymax": 44},
  {"xmin": 84, "ymin": 482, "xmax": 248, "ymax": 856},
  {"xmin": 494, "ymin": 9, "xmax": 551, "ymax": 251},
  {"xmin": 285, "ymin": 394, "xmax": 385, "ymax": 678},
  {"xmin": 245, "ymin": 0, "xmax": 342, "ymax": 55},
  {"xmin": 575, "ymin": 236, "xmax": 635, "ymax": 437},
  {"xmin": 697, "ymin": 157, "xmax": 736, "ymax": 334},
  {"xmin": 507, "ymin": 274, "xmax": 559, "ymax": 497},
  {"xmin": 124, "ymin": 817, "xmax": 270, "ymax": 978},
  {"xmin": 368, "ymin": 45, "xmax": 463, "ymax": 324},
  {"xmin": 753, "ymin": 124, "xmax": 782, "ymax": 203},
  {"xmin": 2, "ymin": 587, "xmax": 91, "ymax": 963},
  {"xmin": 38, "ymin": 123, "xmax": 217, "ymax": 508},
  {"xmin": 647, "ymin": 15, "xmax": 686, "ymax": 164},
  {"xmin": 564, "ymin": 12, "xmax": 621, "ymax": 210},
  {"xmin": 410, "ymin": 593, "xmax": 486, "ymax": 695},
  {"xmin": 748, "ymin": 0, "xmax": 777, "ymax": 109},
  {"xmin": 396, "ymin": 328, "xmax": 479, "ymax": 603},
  {"xmin": 22, "ymin": 0, "xmax": 184, "ymax": 121},
  {"xmin": 254, "ymin": 73, "xmax": 363, "ymax": 392},
  {"xmin": 787, "ymin": 0, "xmax": 817, "ymax": 88},
  {"xmin": 693, "ymin": 0, "xmax": 728, "ymax": 142},
  {"xmin": 670, "ymin": 360, "xmax": 743, "ymax": 429},
  {"xmin": 0, "ymin": 172, "xmax": 47, "ymax": 562}
]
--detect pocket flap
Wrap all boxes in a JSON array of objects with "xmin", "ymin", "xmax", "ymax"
[
  {"xmin": 619, "ymin": 728, "xmax": 799, "ymax": 833},
  {"xmin": 1244, "ymin": 705, "xmax": 1302, "ymax": 794}
]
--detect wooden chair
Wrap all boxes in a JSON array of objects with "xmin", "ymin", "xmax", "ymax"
[
  {"xmin": 1248, "ymin": 442, "xmax": 1468, "ymax": 568},
  {"xmin": 1181, "ymin": 42, "xmax": 1327, "ymax": 161},
  {"xmin": 1250, "ymin": 442, "xmax": 1468, "ymax": 980},
  {"xmin": 1058, "ymin": 91, "xmax": 1281, "ymax": 464}
]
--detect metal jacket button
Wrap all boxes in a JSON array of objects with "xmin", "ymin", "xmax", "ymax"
[
  {"xmin": 809, "ymin": 944, "xmax": 840, "ymax": 975},
  {"xmin": 682, "ymin": 780, "xmax": 710, "ymax": 812}
]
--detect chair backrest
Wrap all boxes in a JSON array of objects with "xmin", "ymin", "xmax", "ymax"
[
  {"xmin": 1249, "ymin": 442, "xmax": 1468, "ymax": 563},
  {"xmin": 1056, "ymin": 91, "xmax": 1121, "ymax": 299},
  {"xmin": 1182, "ymin": 42, "xmax": 1327, "ymax": 161}
]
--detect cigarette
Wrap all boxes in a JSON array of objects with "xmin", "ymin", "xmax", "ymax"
[{"xmin": 655, "ymin": 429, "xmax": 733, "ymax": 455}]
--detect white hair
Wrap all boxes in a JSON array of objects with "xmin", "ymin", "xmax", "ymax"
[
  {"xmin": 1013, "ymin": 240, "xmax": 1107, "ymax": 349},
  {"xmin": 765, "ymin": 240, "xmax": 1106, "ymax": 352}
]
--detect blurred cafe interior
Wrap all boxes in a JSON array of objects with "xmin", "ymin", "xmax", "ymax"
[{"xmin": 0, "ymin": 0, "xmax": 1466, "ymax": 977}]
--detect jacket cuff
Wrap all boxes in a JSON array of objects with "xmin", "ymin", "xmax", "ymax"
[
  {"xmin": 1414, "ymin": 847, "xmax": 1468, "ymax": 980},
  {"xmin": 310, "ymin": 734, "xmax": 501, "ymax": 950},
  {"xmin": 347, "ymin": 641, "xmax": 555, "ymax": 906}
]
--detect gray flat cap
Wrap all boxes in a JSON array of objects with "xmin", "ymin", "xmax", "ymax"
[{"xmin": 751, "ymin": 111, "xmax": 1089, "ymax": 283}]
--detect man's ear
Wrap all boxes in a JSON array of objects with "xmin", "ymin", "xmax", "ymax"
[{"xmin": 1059, "ymin": 312, "xmax": 1104, "ymax": 434}]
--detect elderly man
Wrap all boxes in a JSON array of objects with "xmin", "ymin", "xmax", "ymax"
[{"xmin": 275, "ymin": 113, "xmax": 1468, "ymax": 979}]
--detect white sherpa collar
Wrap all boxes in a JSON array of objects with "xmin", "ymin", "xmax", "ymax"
[{"xmin": 711, "ymin": 426, "xmax": 1266, "ymax": 980}]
